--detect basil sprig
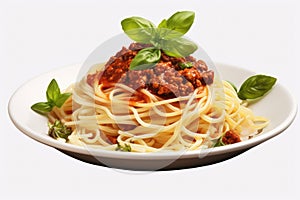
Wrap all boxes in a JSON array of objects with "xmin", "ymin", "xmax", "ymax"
[
  {"xmin": 227, "ymin": 75, "xmax": 276, "ymax": 100},
  {"xmin": 31, "ymin": 79, "xmax": 72, "ymax": 115},
  {"xmin": 121, "ymin": 11, "xmax": 198, "ymax": 70}
]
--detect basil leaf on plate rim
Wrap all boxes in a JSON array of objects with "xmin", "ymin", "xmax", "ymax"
[
  {"xmin": 31, "ymin": 79, "xmax": 71, "ymax": 115},
  {"xmin": 237, "ymin": 75, "xmax": 277, "ymax": 100},
  {"xmin": 46, "ymin": 79, "xmax": 60, "ymax": 103},
  {"xmin": 31, "ymin": 102, "xmax": 53, "ymax": 115}
]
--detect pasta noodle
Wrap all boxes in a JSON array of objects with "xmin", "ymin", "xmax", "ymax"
[{"xmin": 48, "ymin": 67, "xmax": 269, "ymax": 152}]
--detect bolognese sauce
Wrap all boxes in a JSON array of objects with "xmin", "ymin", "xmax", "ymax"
[{"xmin": 87, "ymin": 43, "xmax": 214, "ymax": 99}]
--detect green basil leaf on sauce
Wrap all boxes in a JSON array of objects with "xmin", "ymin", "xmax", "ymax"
[
  {"xmin": 121, "ymin": 17, "xmax": 156, "ymax": 43},
  {"xmin": 237, "ymin": 75, "xmax": 277, "ymax": 100},
  {"xmin": 162, "ymin": 37, "xmax": 198, "ymax": 57},
  {"xmin": 179, "ymin": 62, "xmax": 193, "ymax": 69},
  {"xmin": 158, "ymin": 11, "xmax": 195, "ymax": 39},
  {"xmin": 130, "ymin": 47, "xmax": 161, "ymax": 70}
]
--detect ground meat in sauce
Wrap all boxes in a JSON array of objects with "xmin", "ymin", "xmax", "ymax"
[
  {"xmin": 87, "ymin": 43, "xmax": 214, "ymax": 99},
  {"xmin": 222, "ymin": 130, "xmax": 241, "ymax": 145}
]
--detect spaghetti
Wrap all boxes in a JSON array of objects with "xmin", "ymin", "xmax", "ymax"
[{"xmin": 48, "ymin": 50, "xmax": 269, "ymax": 152}]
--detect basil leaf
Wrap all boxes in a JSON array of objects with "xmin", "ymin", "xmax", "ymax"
[
  {"xmin": 31, "ymin": 79, "xmax": 72, "ymax": 115},
  {"xmin": 157, "ymin": 20, "xmax": 170, "ymax": 40},
  {"xmin": 130, "ymin": 47, "xmax": 161, "ymax": 70},
  {"xmin": 121, "ymin": 17, "xmax": 156, "ymax": 43},
  {"xmin": 159, "ymin": 11, "xmax": 195, "ymax": 39},
  {"xmin": 158, "ymin": 19, "xmax": 168, "ymax": 29},
  {"xmin": 162, "ymin": 37, "xmax": 198, "ymax": 57},
  {"xmin": 55, "ymin": 93, "xmax": 72, "ymax": 108},
  {"xmin": 237, "ymin": 75, "xmax": 277, "ymax": 100},
  {"xmin": 31, "ymin": 102, "xmax": 53, "ymax": 115},
  {"xmin": 46, "ymin": 79, "xmax": 60, "ymax": 102}
]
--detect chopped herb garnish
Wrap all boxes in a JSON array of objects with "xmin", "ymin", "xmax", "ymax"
[
  {"xmin": 31, "ymin": 79, "xmax": 72, "ymax": 115},
  {"xmin": 214, "ymin": 136, "xmax": 226, "ymax": 147},
  {"xmin": 214, "ymin": 130, "xmax": 241, "ymax": 147},
  {"xmin": 129, "ymin": 47, "xmax": 161, "ymax": 70},
  {"xmin": 48, "ymin": 120, "xmax": 72, "ymax": 141},
  {"xmin": 179, "ymin": 61, "xmax": 194, "ymax": 69},
  {"xmin": 116, "ymin": 142, "xmax": 132, "ymax": 152}
]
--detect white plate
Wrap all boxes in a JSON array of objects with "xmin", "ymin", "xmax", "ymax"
[{"xmin": 8, "ymin": 63, "xmax": 297, "ymax": 170}]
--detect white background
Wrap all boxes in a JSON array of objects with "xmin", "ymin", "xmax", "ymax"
[{"xmin": 1, "ymin": 0, "xmax": 299, "ymax": 199}]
